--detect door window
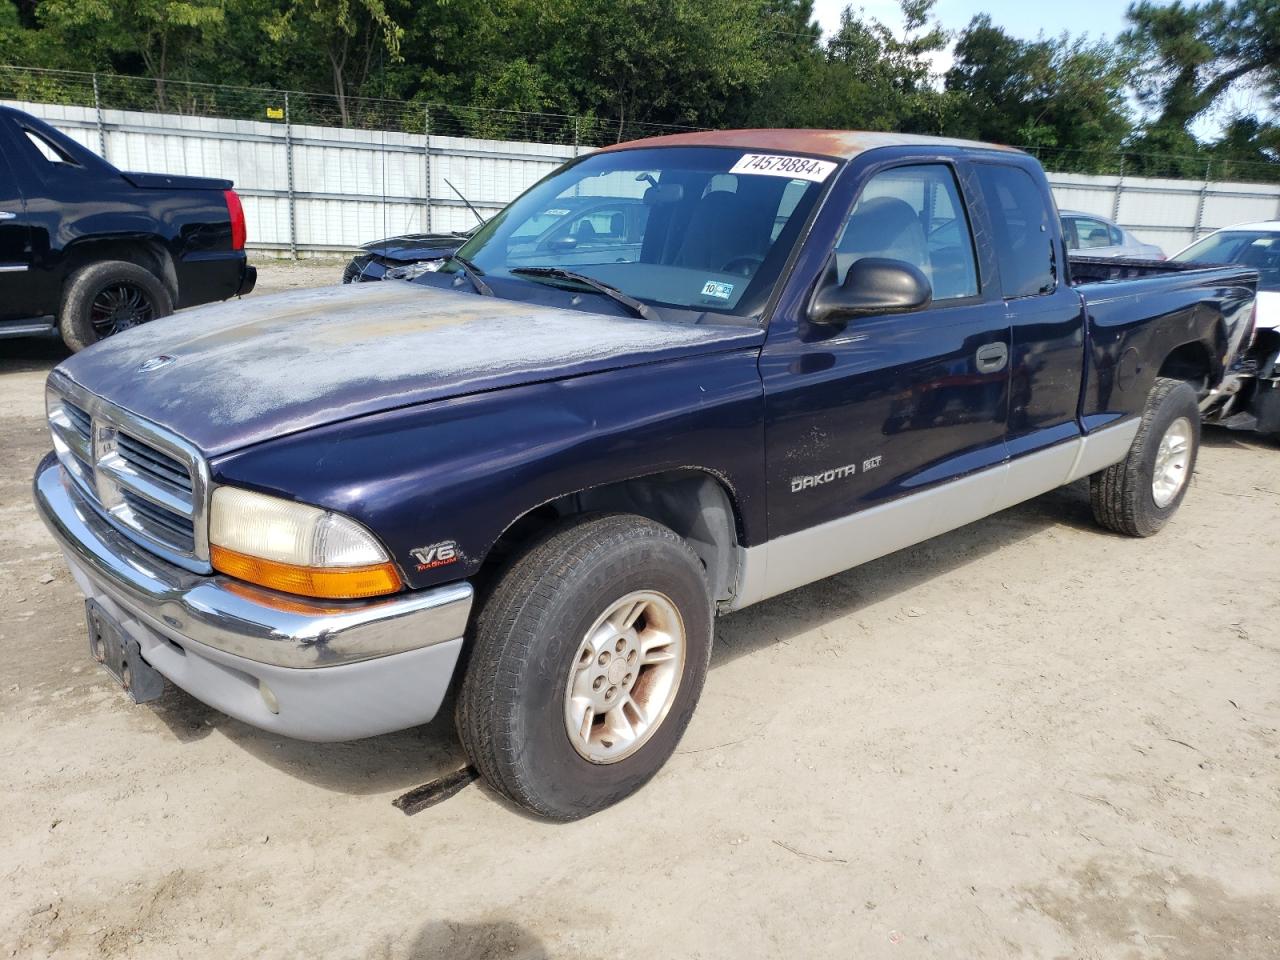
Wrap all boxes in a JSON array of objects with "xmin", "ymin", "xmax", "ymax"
[
  {"xmin": 1072, "ymin": 217, "xmax": 1114, "ymax": 250},
  {"xmin": 836, "ymin": 164, "xmax": 979, "ymax": 301},
  {"xmin": 975, "ymin": 164, "xmax": 1056, "ymax": 298}
]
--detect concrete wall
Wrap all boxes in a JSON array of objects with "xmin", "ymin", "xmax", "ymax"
[
  {"xmin": 1048, "ymin": 170, "xmax": 1280, "ymax": 253},
  {"xmin": 8, "ymin": 98, "xmax": 1280, "ymax": 258}
]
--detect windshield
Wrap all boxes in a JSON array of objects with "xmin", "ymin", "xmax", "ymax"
[
  {"xmin": 1173, "ymin": 230, "xmax": 1280, "ymax": 292},
  {"xmin": 448, "ymin": 146, "xmax": 838, "ymax": 321}
]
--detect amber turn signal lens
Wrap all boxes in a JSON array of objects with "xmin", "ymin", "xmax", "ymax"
[{"xmin": 211, "ymin": 545, "xmax": 402, "ymax": 600}]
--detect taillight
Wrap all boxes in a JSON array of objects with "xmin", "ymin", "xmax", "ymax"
[{"xmin": 223, "ymin": 189, "xmax": 246, "ymax": 251}]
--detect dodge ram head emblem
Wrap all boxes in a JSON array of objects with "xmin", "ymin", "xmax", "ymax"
[
  {"xmin": 410, "ymin": 540, "xmax": 459, "ymax": 571},
  {"xmin": 138, "ymin": 355, "xmax": 177, "ymax": 372}
]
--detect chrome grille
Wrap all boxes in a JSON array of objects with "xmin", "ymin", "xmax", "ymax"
[
  {"xmin": 63, "ymin": 401, "xmax": 92, "ymax": 442},
  {"xmin": 117, "ymin": 432, "xmax": 194, "ymax": 496},
  {"xmin": 120, "ymin": 489, "xmax": 197, "ymax": 552},
  {"xmin": 46, "ymin": 374, "xmax": 211, "ymax": 573}
]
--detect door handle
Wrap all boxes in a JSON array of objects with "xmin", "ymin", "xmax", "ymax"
[
  {"xmin": 975, "ymin": 342, "xmax": 1008, "ymax": 373},
  {"xmin": 0, "ymin": 212, "xmax": 17, "ymax": 220}
]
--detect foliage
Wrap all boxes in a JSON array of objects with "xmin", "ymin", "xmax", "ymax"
[
  {"xmin": 944, "ymin": 15, "xmax": 1135, "ymax": 170},
  {"xmin": 0, "ymin": 0, "xmax": 1276, "ymax": 178},
  {"xmin": 1121, "ymin": 0, "xmax": 1280, "ymax": 175}
]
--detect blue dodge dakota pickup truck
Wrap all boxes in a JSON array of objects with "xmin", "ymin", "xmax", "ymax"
[{"xmin": 34, "ymin": 129, "xmax": 1256, "ymax": 820}]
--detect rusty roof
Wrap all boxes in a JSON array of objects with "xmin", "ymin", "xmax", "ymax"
[{"xmin": 599, "ymin": 128, "xmax": 1022, "ymax": 160}]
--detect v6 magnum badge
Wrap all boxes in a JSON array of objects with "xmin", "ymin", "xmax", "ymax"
[{"xmin": 410, "ymin": 540, "xmax": 459, "ymax": 571}]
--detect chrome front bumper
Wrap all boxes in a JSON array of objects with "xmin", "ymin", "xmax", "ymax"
[{"xmin": 33, "ymin": 453, "xmax": 474, "ymax": 740}]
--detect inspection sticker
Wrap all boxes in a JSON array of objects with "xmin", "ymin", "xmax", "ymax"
[
  {"xmin": 700, "ymin": 280, "xmax": 735, "ymax": 300},
  {"xmin": 729, "ymin": 153, "xmax": 837, "ymax": 182}
]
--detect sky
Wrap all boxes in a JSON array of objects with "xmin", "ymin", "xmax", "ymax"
[
  {"xmin": 811, "ymin": 0, "xmax": 1140, "ymax": 53},
  {"xmin": 809, "ymin": 0, "xmax": 1268, "ymax": 138}
]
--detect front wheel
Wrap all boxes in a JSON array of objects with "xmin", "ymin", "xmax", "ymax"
[
  {"xmin": 1090, "ymin": 377, "xmax": 1201, "ymax": 537},
  {"xmin": 456, "ymin": 514, "xmax": 712, "ymax": 821}
]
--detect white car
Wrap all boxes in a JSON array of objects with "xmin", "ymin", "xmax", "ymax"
[
  {"xmin": 1060, "ymin": 210, "xmax": 1166, "ymax": 260},
  {"xmin": 1173, "ymin": 221, "xmax": 1280, "ymax": 439}
]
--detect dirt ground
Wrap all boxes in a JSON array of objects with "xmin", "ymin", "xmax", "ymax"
[{"xmin": 2, "ymin": 259, "xmax": 1279, "ymax": 960}]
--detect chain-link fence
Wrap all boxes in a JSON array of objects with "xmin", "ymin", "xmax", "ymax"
[
  {"xmin": 7, "ymin": 64, "xmax": 1280, "ymax": 182},
  {"xmin": 0, "ymin": 65, "xmax": 704, "ymax": 148},
  {"xmin": 1022, "ymin": 143, "xmax": 1280, "ymax": 187},
  {"xmin": 3, "ymin": 64, "xmax": 1279, "ymax": 258}
]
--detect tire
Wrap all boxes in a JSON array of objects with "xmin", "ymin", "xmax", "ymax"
[
  {"xmin": 1090, "ymin": 377, "xmax": 1201, "ymax": 537},
  {"xmin": 59, "ymin": 260, "xmax": 173, "ymax": 352},
  {"xmin": 456, "ymin": 513, "xmax": 713, "ymax": 821}
]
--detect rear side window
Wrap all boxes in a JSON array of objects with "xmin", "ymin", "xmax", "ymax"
[
  {"xmin": 976, "ymin": 164, "xmax": 1055, "ymax": 298},
  {"xmin": 22, "ymin": 128, "xmax": 77, "ymax": 165}
]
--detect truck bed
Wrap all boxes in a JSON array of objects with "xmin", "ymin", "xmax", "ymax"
[{"xmin": 1068, "ymin": 256, "xmax": 1219, "ymax": 284}]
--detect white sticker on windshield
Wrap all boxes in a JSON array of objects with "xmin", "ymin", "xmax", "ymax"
[
  {"xmin": 729, "ymin": 153, "xmax": 837, "ymax": 182},
  {"xmin": 544, "ymin": 208, "xmax": 572, "ymax": 216},
  {"xmin": 701, "ymin": 280, "xmax": 735, "ymax": 300}
]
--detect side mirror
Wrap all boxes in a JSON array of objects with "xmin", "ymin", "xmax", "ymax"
[{"xmin": 808, "ymin": 257, "xmax": 933, "ymax": 325}]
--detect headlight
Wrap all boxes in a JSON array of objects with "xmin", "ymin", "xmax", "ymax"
[
  {"xmin": 209, "ymin": 487, "xmax": 402, "ymax": 599},
  {"xmin": 386, "ymin": 259, "xmax": 444, "ymax": 280}
]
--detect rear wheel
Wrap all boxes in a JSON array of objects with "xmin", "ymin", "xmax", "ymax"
[
  {"xmin": 456, "ymin": 514, "xmax": 712, "ymax": 821},
  {"xmin": 60, "ymin": 261, "xmax": 173, "ymax": 352},
  {"xmin": 1090, "ymin": 377, "xmax": 1201, "ymax": 537}
]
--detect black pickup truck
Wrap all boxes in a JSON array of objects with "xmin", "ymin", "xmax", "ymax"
[
  {"xmin": 35, "ymin": 129, "xmax": 1256, "ymax": 820},
  {"xmin": 0, "ymin": 106, "xmax": 255, "ymax": 351}
]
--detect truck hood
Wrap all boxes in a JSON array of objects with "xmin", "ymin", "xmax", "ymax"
[
  {"xmin": 361, "ymin": 232, "xmax": 469, "ymax": 260},
  {"xmin": 55, "ymin": 282, "xmax": 763, "ymax": 456}
]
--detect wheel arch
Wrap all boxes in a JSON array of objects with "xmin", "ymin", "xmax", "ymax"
[
  {"xmin": 1157, "ymin": 338, "xmax": 1219, "ymax": 397},
  {"xmin": 481, "ymin": 468, "xmax": 747, "ymax": 607},
  {"xmin": 60, "ymin": 236, "xmax": 178, "ymax": 305}
]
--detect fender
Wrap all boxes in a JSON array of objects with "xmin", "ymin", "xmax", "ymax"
[
  {"xmin": 1079, "ymin": 268, "xmax": 1256, "ymax": 425},
  {"xmin": 211, "ymin": 348, "xmax": 768, "ymax": 590}
]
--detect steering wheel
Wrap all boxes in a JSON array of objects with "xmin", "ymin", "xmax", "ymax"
[{"xmin": 720, "ymin": 255, "xmax": 764, "ymax": 278}]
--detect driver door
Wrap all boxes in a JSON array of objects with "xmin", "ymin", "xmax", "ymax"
[{"xmin": 758, "ymin": 161, "xmax": 1011, "ymax": 597}]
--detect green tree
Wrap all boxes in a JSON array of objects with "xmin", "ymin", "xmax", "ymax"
[
  {"xmin": 37, "ymin": 0, "xmax": 226, "ymax": 108},
  {"xmin": 1122, "ymin": 0, "xmax": 1279, "ymax": 174},
  {"xmin": 1124, "ymin": 0, "xmax": 1279, "ymax": 131},
  {"xmin": 755, "ymin": 1, "xmax": 947, "ymax": 133},
  {"xmin": 944, "ymin": 15, "xmax": 1133, "ymax": 166},
  {"xmin": 262, "ymin": 0, "xmax": 404, "ymax": 125}
]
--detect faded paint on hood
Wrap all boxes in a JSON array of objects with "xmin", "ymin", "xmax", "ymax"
[{"xmin": 56, "ymin": 281, "xmax": 764, "ymax": 456}]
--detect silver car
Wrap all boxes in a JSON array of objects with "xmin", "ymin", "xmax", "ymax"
[{"xmin": 1060, "ymin": 210, "xmax": 1165, "ymax": 260}]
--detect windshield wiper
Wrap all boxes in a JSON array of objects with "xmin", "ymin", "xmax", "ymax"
[
  {"xmin": 509, "ymin": 267, "xmax": 659, "ymax": 322},
  {"xmin": 445, "ymin": 255, "xmax": 493, "ymax": 296}
]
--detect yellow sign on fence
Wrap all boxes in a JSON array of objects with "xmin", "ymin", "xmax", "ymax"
[{"xmin": 266, "ymin": 107, "xmax": 284, "ymax": 120}]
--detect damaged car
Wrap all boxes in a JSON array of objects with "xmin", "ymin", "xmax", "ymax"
[{"xmin": 1173, "ymin": 222, "xmax": 1280, "ymax": 440}]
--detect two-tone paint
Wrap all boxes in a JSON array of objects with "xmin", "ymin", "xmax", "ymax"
[{"xmin": 51, "ymin": 135, "xmax": 1257, "ymax": 613}]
